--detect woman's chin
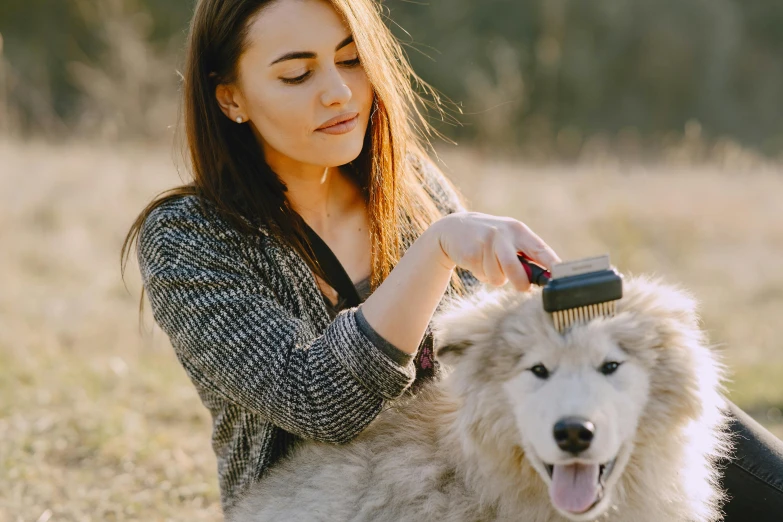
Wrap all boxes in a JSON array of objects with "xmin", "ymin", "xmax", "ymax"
[{"xmin": 310, "ymin": 141, "xmax": 365, "ymax": 167}]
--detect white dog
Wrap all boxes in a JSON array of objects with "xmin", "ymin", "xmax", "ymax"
[{"xmin": 229, "ymin": 277, "xmax": 731, "ymax": 522}]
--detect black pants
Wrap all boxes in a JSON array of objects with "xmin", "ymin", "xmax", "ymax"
[{"xmin": 720, "ymin": 401, "xmax": 783, "ymax": 521}]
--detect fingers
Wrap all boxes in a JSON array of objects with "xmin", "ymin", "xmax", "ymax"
[
  {"xmin": 510, "ymin": 221, "xmax": 561, "ymax": 269},
  {"xmin": 495, "ymin": 239, "xmax": 531, "ymax": 291},
  {"xmin": 436, "ymin": 213, "xmax": 559, "ymax": 290},
  {"xmin": 480, "ymin": 227, "xmax": 535, "ymax": 290},
  {"xmin": 482, "ymin": 229, "xmax": 508, "ymax": 287},
  {"xmin": 462, "ymin": 241, "xmax": 488, "ymax": 283}
]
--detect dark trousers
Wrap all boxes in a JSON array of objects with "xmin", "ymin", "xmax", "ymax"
[{"xmin": 720, "ymin": 401, "xmax": 783, "ymax": 521}]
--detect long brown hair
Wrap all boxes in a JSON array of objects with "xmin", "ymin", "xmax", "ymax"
[{"xmin": 121, "ymin": 0, "xmax": 467, "ymax": 318}]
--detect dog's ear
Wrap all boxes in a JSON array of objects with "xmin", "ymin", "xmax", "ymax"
[
  {"xmin": 611, "ymin": 276, "xmax": 725, "ymax": 428},
  {"xmin": 625, "ymin": 276, "xmax": 700, "ymax": 326},
  {"xmin": 612, "ymin": 275, "xmax": 704, "ymax": 356},
  {"xmin": 432, "ymin": 287, "xmax": 514, "ymax": 366},
  {"xmin": 432, "ymin": 314, "xmax": 478, "ymax": 367},
  {"xmin": 435, "ymin": 339, "xmax": 472, "ymax": 361}
]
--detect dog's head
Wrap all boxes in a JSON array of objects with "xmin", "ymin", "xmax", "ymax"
[{"xmin": 432, "ymin": 276, "xmax": 725, "ymax": 521}]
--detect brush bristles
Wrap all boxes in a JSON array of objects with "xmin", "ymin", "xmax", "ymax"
[{"xmin": 552, "ymin": 301, "xmax": 617, "ymax": 333}]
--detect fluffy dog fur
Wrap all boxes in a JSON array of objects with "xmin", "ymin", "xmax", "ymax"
[{"xmin": 229, "ymin": 277, "xmax": 731, "ymax": 522}]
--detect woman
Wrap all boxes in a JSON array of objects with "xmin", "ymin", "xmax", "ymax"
[{"xmin": 121, "ymin": 0, "xmax": 783, "ymax": 518}]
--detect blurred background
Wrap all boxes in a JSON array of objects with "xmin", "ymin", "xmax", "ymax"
[{"xmin": 1, "ymin": 0, "xmax": 781, "ymax": 520}]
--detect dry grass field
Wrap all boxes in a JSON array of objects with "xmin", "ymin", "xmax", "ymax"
[{"xmin": 1, "ymin": 138, "xmax": 781, "ymax": 521}]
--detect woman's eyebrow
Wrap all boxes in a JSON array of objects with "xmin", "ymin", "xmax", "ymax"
[{"xmin": 268, "ymin": 35, "xmax": 354, "ymax": 66}]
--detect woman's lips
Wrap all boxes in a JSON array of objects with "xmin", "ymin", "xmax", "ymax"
[{"xmin": 316, "ymin": 115, "xmax": 359, "ymax": 135}]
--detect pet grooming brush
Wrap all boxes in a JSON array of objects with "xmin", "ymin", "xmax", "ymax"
[{"xmin": 517, "ymin": 253, "xmax": 624, "ymax": 333}]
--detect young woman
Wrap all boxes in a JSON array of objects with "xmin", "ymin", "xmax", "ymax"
[{"xmin": 121, "ymin": 0, "xmax": 783, "ymax": 518}]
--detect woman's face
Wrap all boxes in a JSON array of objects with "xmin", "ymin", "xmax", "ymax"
[{"xmin": 222, "ymin": 0, "xmax": 374, "ymax": 171}]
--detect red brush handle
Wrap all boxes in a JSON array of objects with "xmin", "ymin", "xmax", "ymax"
[{"xmin": 517, "ymin": 252, "xmax": 552, "ymax": 286}]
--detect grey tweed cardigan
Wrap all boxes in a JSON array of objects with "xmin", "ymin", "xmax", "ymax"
[{"xmin": 137, "ymin": 161, "xmax": 479, "ymax": 511}]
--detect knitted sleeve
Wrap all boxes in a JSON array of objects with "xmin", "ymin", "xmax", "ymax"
[{"xmin": 137, "ymin": 198, "xmax": 417, "ymax": 444}]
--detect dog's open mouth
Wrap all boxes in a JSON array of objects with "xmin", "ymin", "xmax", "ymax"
[{"xmin": 543, "ymin": 457, "xmax": 617, "ymax": 515}]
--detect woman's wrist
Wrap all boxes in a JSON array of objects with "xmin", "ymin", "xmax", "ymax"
[{"xmin": 424, "ymin": 217, "xmax": 457, "ymax": 271}]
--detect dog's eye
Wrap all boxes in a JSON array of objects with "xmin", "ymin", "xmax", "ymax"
[
  {"xmin": 529, "ymin": 364, "xmax": 550, "ymax": 379},
  {"xmin": 599, "ymin": 361, "xmax": 622, "ymax": 375}
]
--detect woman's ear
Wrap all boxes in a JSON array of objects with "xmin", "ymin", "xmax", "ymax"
[{"xmin": 215, "ymin": 83, "xmax": 246, "ymax": 123}]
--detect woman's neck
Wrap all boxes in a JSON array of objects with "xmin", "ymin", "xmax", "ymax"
[{"xmin": 274, "ymin": 163, "xmax": 363, "ymax": 235}]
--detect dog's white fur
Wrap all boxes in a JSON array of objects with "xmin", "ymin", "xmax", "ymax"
[{"xmin": 229, "ymin": 277, "xmax": 731, "ymax": 522}]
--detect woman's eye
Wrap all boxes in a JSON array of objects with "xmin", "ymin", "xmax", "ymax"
[
  {"xmin": 599, "ymin": 361, "xmax": 622, "ymax": 376},
  {"xmin": 281, "ymin": 71, "xmax": 312, "ymax": 85},
  {"xmin": 280, "ymin": 57, "xmax": 361, "ymax": 85},
  {"xmin": 529, "ymin": 364, "xmax": 550, "ymax": 380}
]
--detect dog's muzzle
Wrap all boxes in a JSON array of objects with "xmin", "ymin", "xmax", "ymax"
[{"xmin": 553, "ymin": 416, "xmax": 595, "ymax": 455}]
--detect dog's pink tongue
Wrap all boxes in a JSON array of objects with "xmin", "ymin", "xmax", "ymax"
[{"xmin": 550, "ymin": 463, "xmax": 600, "ymax": 514}]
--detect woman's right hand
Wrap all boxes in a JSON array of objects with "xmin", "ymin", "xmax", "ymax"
[{"xmin": 430, "ymin": 211, "xmax": 561, "ymax": 291}]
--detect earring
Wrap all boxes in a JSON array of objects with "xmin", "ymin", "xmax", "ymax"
[{"xmin": 236, "ymin": 116, "xmax": 243, "ymax": 124}]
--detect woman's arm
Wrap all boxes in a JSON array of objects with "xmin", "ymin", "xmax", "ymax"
[
  {"xmin": 357, "ymin": 224, "xmax": 455, "ymax": 355},
  {"xmin": 360, "ymin": 155, "xmax": 560, "ymax": 355}
]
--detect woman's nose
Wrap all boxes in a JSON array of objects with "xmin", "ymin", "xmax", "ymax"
[{"xmin": 319, "ymin": 67, "xmax": 352, "ymax": 106}]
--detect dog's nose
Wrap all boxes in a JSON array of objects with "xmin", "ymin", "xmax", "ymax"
[{"xmin": 553, "ymin": 417, "xmax": 595, "ymax": 454}]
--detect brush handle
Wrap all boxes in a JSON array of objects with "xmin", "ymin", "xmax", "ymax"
[{"xmin": 517, "ymin": 253, "xmax": 552, "ymax": 286}]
